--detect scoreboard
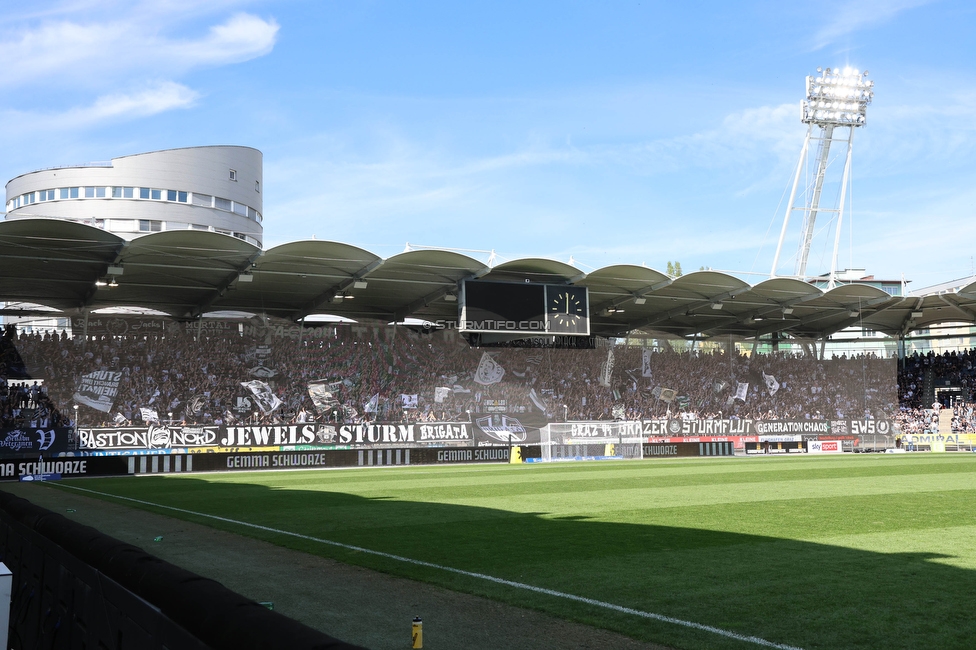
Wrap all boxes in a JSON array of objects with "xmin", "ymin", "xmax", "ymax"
[{"xmin": 459, "ymin": 281, "xmax": 590, "ymax": 335}]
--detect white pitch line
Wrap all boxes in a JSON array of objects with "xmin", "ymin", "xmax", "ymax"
[{"xmin": 57, "ymin": 483, "xmax": 802, "ymax": 650}]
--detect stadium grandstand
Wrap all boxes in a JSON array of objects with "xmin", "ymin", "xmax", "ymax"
[
  {"xmin": 4, "ymin": 74, "xmax": 976, "ymax": 650},
  {"xmin": 4, "ymin": 139, "xmax": 976, "ymax": 459}
]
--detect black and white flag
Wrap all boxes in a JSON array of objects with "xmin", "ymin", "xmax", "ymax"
[{"xmin": 240, "ymin": 380, "xmax": 282, "ymax": 413}]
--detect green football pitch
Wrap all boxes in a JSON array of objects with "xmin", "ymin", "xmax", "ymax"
[{"xmin": 55, "ymin": 454, "xmax": 976, "ymax": 649}]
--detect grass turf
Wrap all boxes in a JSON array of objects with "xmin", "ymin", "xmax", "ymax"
[{"xmin": 49, "ymin": 454, "xmax": 976, "ymax": 649}]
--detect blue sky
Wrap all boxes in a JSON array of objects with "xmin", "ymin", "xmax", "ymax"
[{"xmin": 2, "ymin": 0, "xmax": 975, "ymax": 290}]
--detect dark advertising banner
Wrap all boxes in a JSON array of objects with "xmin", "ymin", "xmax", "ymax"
[
  {"xmin": 0, "ymin": 427, "xmax": 71, "ymax": 457},
  {"xmin": 0, "ymin": 455, "xmax": 129, "ymax": 481},
  {"xmin": 642, "ymin": 441, "xmax": 734, "ymax": 458},
  {"xmin": 186, "ymin": 447, "xmax": 511, "ymax": 473}
]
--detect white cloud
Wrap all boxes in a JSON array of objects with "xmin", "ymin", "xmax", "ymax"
[
  {"xmin": 0, "ymin": 11, "xmax": 278, "ymax": 89},
  {"xmin": 1, "ymin": 82, "xmax": 198, "ymax": 133},
  {"xmin": 811, "ymin": 0, "xmax": 933, "ymax": 50},
  {"xmin": 77, "ymin": 82, "xmax": 199, "ymax": 122},
  {"xmin": 162, "ymin": 13, "xmax": 279, "ymax": 68}
]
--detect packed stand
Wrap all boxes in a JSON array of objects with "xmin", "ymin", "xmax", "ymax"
[{"xmin": 0, "ymin": 318, "xmax": 902, "ymax": 430}]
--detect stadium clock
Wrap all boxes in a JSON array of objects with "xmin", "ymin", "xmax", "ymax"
[
  {"xmin": 545, "ymin": 286, "xmax": 589, "ymax": 335},
  {"xmin": 459, "ymin": 281, "xmax": 590, "ymax": 335}
]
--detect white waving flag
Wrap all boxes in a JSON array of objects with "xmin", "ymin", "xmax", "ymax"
[
  {"xmin": 735, "ymin": 382, "xmax": 749, "ymax": 401},
  {"xmin": 762, "ymin": 372, "xmax": 780, "ymax": 396},
  {"xmin": 474, "ymin": 352, "xmax": 505, "ymax": 385}
]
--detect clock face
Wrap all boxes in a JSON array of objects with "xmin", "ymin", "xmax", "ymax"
[{"xmin": 547, "ymin": 287, "xmax": 589, "ymax": 334}]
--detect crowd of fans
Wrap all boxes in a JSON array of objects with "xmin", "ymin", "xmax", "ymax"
[
  {"xmin": 895, "ymin": 350, "xmax": 976, "ymax": 434},
  {"xmin": 0, "ymin": 317, "xmax": 908, "ymax": 431}
]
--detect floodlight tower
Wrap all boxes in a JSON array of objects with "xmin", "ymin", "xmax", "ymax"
[{"xmin": 770, "ymin": 67, "xmax": 874, "ymax": 286}]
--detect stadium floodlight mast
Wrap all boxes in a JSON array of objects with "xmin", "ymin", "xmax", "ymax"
[{"xmin": 771, "ymin": 67, "xmax": 874, "ymax": 287}]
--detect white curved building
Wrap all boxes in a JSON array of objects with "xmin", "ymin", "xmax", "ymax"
[{"xmin": 4, "ymin": 145, "xmax": 263, "ymax": 246}]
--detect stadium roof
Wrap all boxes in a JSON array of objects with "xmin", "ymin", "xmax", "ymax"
[{"xmin": 2, "ymin": 218, "xmax": 974, "ymax": 340}]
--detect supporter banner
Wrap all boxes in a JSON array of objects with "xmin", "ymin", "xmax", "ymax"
[
  {"xmin": 641, "ymin": 418, "xmax": 892, "ymax": 440},
  {"xmin": 69, "ymin": 316, "xmax": 169, "ymax": 336},
  {"xmin": 643, "ymin": 419, "xmax": 755, "ymax": 436},
  {"xmin": 219, "ymin": 422, "xmax": 474, "ymax": 448},
  {"xmin": 484, "ymin": 399, "xmax": 507, "ymax": 413},
  {"xmin": 562, "ymin": 422, "xmax": 644, "ymax": 439},
  {"xmin": 0, "ymin": 427, "xmax": 71, "ymax": 457},
  {"xmin": 754, "ymin": 420, "xmax": 830, "ymax": 435},
  {"xmin": 75, "ymin": 316, "xmax": 340, "ymax": 341},
  {"xmin": 848, "ymin": 420, "xmax": 892, "ymax": 435},
  {"xmin": 472, "ymin": 412, "xmax": 546, "ymax": 446},
  {"xmin": 78, "ymin": 425, "xmax": 220, "ymax": 450},
  {"xmin": 73, "ymin": 370, "xmax": 122, "ymax": 413}
]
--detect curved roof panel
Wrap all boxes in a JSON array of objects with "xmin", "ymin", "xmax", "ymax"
[
  {"xmin": 214, "ymin": 240, "xmax": 381, "ymax": 319},
  {"xmin": 0, "ymin": 218, "xmax": 125, "ymax": 311},
  {"xmin": 485, "ymin": 258, "xmax": 584, "ymax": 284},
  {"xmin": 99, "ymin": 231, "xmax": 259, "ymax": 318},
  {"xmin": 3, "ymin": 222, "xmax": 968, "ymax": 341},
  {"xmin": 339, "ymin": 249, "xmax": 488, "ymax": 322}
]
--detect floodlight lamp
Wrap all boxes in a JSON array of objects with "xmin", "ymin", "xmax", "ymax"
[
  {"xmin": 911, "ymin": 311, "xmax": 924, "ymax": 318},
  {"xmin": 711, "ymin": 302, "xmax": 724, "ymax": 310},
  {"xmin": 353, "ymin": 280, "xmax": 368, "ymax": 289},
  {"xmin": 108, "ymin": 277, "xmax": 118, "ymax": 288},
  {"xmin": 782, "ymin": 307, "xmax": 794, "ymax": 315},
  {"xmin": 849, "ymin": 310, "xmax": 860, "ymax": 318},
  {"xmin": 444, "ymin": 293, "xmax": 457, "ymax": 302},
  {"xmin": 634, "ymin": 297, "xmax": 646, "ymax": 305},
  {"xmin": 95, "ymin": 279, "xmax": 108, "ymax": 287}
]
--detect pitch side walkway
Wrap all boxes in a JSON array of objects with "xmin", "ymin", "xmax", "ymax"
[{"xmin": 3, "ymin": 482, "xmax": 670, "ymax": 650}]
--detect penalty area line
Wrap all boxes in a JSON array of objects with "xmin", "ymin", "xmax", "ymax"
[{"xmin": 57, "ymin": 483, "xmax": 802, "ymax": 650}]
